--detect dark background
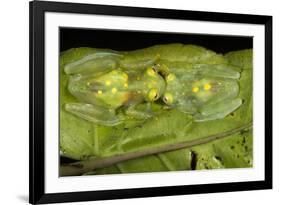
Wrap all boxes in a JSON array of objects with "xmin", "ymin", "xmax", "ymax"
[{"xmin": 60, "ymin": 27, "xmax": 252, "ymax": 54}]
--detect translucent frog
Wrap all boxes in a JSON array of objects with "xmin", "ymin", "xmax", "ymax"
[
  {"xmin": 64, "ymin": 51, "xmax": 166, "ymax": 126},
  {"xmin": 63, "ymin": 46, "xmax": 243, "ymax": 125},
  {"xmin": 161, "ymin": 63, "xmax": 242, "ymax": 122}
]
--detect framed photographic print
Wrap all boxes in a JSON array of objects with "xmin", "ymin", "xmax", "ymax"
[{"xmin": 29, "ymin": 0, "xmax": 272, "ymax": 204}]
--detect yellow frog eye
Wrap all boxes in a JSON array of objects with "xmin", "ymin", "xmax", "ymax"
[
  {"xmin": 148, "ymin": 88, "xmax": 159, "ymax": 101},
  {"xmin": 163, "ymin": 93, "xmax": 173, "ymax": 105},
  {"xmin": 146, "ymin": 67, "xmax": 156, "ymax": 76}
]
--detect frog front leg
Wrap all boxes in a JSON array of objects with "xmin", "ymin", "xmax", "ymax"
[
  {"xmin": 64, "ymin": 51, "xmax": 123, "ymax": 75},
  {"xmin": 65, "ymin": 102, "xmax": 155, "ymax": 126},
  {"xmin": 65, "ymin": 103, "xmax": 124, "ymax": 126},
  {"xmin": 125, "ymin": 102, "xmax": 154, "ymax": 120}
]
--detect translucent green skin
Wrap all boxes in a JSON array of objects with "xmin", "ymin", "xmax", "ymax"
[
  {"xmin": 63, "ymin": 44, "xmax": 242, "ymax": 125},
  {"xmin": 64, "ymin": 50, "xmax": 166, "ymax": 126},
  {"xmin": 162, "ymin": 63, "xmax": 242, "ymax": 121}
]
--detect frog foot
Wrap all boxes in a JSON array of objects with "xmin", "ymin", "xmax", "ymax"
[{"xmin": 65, "ymin": 103, "xmax": 124, "ymax": 126}]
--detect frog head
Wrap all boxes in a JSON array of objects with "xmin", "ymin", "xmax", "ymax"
[
  {"xmin": 140, "ymin": 66, "xmax": 166, "ymax": 102},
  {"xmin": 161, "ymin": 73, "xmax": 182, "ymax": 106}
]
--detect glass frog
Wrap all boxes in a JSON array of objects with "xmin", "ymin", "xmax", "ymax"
[
  {"xmin": 63, "ymin": 51, "xmax": 166, "ymax": 126},
  {"xmin": 161, "ymin": 63, "xmax": 242, "ymax": 122}
]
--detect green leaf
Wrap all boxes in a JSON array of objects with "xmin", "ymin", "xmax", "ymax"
[{"xmin": 59, "ymin": 45, "xmax": 253, "ymax": 175}]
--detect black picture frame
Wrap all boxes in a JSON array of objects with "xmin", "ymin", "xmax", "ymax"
[{"xmin": 29, "ymin": 0, "xmax": 272, "ymax": 204}]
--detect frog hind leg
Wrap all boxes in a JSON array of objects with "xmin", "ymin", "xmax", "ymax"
[
  {"xmin": 120, "ymin": 54, "xmax": 161, "ymax": 71},
  {"xmin": 195, "ymin": 64, "xmax": 241, "ymax": 79},
  {"xmin": 65, "ymin": 103, "xmax": 124, "ymax": 126},
  {"xmin": 194, "ymin": 98, "xmax": 242, "ymax": 122},
  {"xmin": 64, "ymin": 51, "xmax": 123, "ymax": 75}
]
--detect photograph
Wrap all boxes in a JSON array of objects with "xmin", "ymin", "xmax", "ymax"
[
  {"xmin": 29, "ymin": 1, "xmax": 272, "ymax": 203},
  {"xmin": 59, "ymin": 28, "xmax": 253, "ymax": 176}
]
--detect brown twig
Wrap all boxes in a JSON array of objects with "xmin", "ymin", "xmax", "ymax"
[{"xmin": 60, "ymin": 122, "xmax": 252, "ymax": 176}]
